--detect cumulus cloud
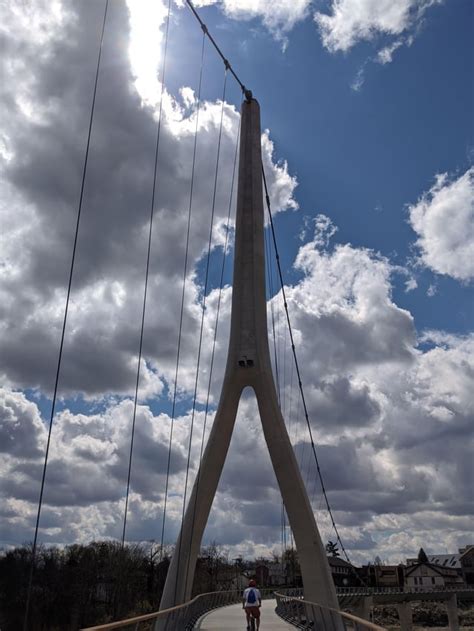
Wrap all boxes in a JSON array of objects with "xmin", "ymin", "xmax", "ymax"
[
  {"xmin": 0, "ymin": 390, "xmax": 45, "ymax": 458},
  {"xmin": 0, "ymin": 0, "xmax": 301, "ymax": 554},
  {"xmin": 194, "ymin": 0, "xmax": 311, "ymax": 39},
  {"xmin": 262, "ymin": 131, "xmax": 298, "ymax": 215},
  {"xmin": 315, "ymin": 0, "xmax": 441, "ymax": 63},
  {"xmin": 0, "ymin": 390, "xmax": 200, "ymax": 544},
  {"xmin": 408, "ymin": 168, "xmax": 474, "ymax": 281},
  {"xmin": 289, "ymin": 230, "xmax": 416, "ymax": 373},
  {"xmin": 0, "ymin": 0, "xmax": 296, "ymax": 401},
  {"xmin": 2, "ymin": 215, "xmax": 473, "ymax": 559},
  {"xmin": 0, "ymin": 1, "xmax": 472, "ymax": 566},
  {"xmin": 265, "ymin": 221, "xmax": 472, "ymax": 560},
  {"xmin": 190, "ymin": 0, "xmax": 441, "ymax": 63}
]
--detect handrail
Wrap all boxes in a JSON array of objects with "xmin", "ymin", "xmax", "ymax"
[
  {"xmin": 81, "ymin": 584, "xmax": 472, "ymax": 630},
  {"xmin": 335, "ymin": 585, "xmax": 474, "ymax": 596},
  {"xmin": 274, "ymin": 591, "xmax": 388, "ymax": 631},
  {"xmin": 80, "ymin": 587, "xmax": 278, "ymax": 631},
  {"xmin": 81, "ymin": 589, "xmax": 231, "ymax": 630},
  {"xmin": 81, "ymin": 598, "xmax": 195, "ymax": 630},
  {"xmin": 336, "ymin": 610, "xmax": 386, "ymax": 631}
]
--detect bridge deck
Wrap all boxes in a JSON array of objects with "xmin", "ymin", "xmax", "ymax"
[{"xmin": 196, "ymin": 599, "xmax": 294, "ymax": 630}]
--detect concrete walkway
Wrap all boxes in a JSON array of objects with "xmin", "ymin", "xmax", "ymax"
[{"xmin": 196, "ymin": 599, "xmax": 295, "ymax": 630}]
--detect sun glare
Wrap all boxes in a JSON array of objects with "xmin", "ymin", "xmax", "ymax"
[{"xmin": 126, "ymin": 0, "xmax": 169, "ymax": 107}]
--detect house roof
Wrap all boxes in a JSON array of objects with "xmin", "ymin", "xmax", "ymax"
[
  {"xmin": 459, "ymin": 545, "xmax": 474, "ymax": 558},
  {"xmin": 429, "ymin": 554, "xmax": 461, "ymax": 569},
  {"xmin": 405, "ymin": 562, "xmax": 459, "ymax": 578},
  {"xmin": 327, "ymin": 556, "xmax": 353, "ymax": 568}
]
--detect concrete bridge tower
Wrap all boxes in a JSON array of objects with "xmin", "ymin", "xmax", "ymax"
[{"xmin": 159, "ymin": 96, "xmax": 339, "ymax": 614}]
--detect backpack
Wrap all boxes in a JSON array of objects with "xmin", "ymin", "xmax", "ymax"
[{"xmin": 247, "ymin": 588, "xmax": 256, "ymax": 604}]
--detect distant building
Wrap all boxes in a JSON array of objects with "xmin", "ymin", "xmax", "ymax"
[
  {"xmin": 405, "ymin": 560, "xmax": 464, "ymax": 591},
  {"xmin": 327, "ymin": 556, "xmax": 359, "ymax": 587},
  {"xmin": 255, "ymin": 561, "xmax": 286, "ymax": 587},
  {"xmin": 428, "ymin": 553, "xmax": 461, "ymax": 570},
  {"xmin": 229, "ymin": 572, "xmax": 250, "ymax": 591},
  {"xmin": 357, "ymin": 564, "xmax": 404, "ymax": 589},
  {"xmin": 459, "ymin": 545, "xmax": 474, "ymax": 586},
  {"xmin": 255, "ymin": 563, "xmax": 269, "ymax": 586},
  {"xmin": 374, "ymin": 564, "xmax": 405, "ymax": 589},
  {"xmin": 407, "ymin": 545, "xmax": 474, "ymax": 586}
]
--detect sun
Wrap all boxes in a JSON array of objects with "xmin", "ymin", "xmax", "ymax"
[{"xmin": 126, "ymin": 0, "xmax": 170, "ymax": 107}]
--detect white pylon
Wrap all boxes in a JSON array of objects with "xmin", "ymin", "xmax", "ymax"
[{"xmin": 158, "ymin": 97, "xmax": 339, "ymax": 614}]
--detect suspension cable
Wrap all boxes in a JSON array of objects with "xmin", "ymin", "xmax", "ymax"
[
  {"xmin": 121, "ymin": 0, "xmax": 172, "ymax": 549},
  {"xmin": 181, "ymin": 100, "xmax": 241, "ymax": 588},
  {"xmin": 265, "ymin": 225, "xmax": 286, "ymax": 552},
  {"xmin": 161, "ymin": 29, "xmax": 206, "ymax": 565},
  {"xmin": 22, "ymin": 3, "xmax": 109, "ymax": 628},
  {"xmin": 264, "ymin": 228, "xmax": 280, "ymax": 402},
  {"xmin": 287, "ymin": 342, "xmax": 296, "ymax": 550},
  {"xmin": 287, "ymin": 345, "xmax": 295, "ymax": 442},
  {"xmin": 182, "ymin": 67, "xmax": 229, "ymax": 593},
  {"xmin": 261, "ymin": 165, "xmax": 362, "ymax": 577},
  {"xmin": 181, "ymin": 1, "xmax": 364, "ymax": 580},
  {"xmin": 283, "ymin": 310, "xmax": 288, "ymax": 417},
  {"xmin": 184, "ymin": 0, "xmax": 248, "ymax": 96},
  {"xmin": 196, "ymin": 104, "xmax": 240, "ymax": 473},
  {"xmin": 265, "ymin": 221, "xmax": 289, "ymax": 554}
]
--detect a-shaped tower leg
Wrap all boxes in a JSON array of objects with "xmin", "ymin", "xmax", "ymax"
[{"xmin": 158, "ymin": 98, "xmax": 339, "ymax": 614}]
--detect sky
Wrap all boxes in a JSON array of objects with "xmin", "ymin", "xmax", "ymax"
[{"xmin": 0, "ymin": 0, "xmax": 473, "ymax": 566}]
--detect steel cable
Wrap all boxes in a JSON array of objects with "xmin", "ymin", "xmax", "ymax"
[
  {"xmin": 169, "ymin": 0, "xmax": 365, "ymax": 582},
  {"xmin": 22, "ymin": 3, "xmax": 109, "ymax": 629},
  {"xmin": 262, "ymin": 165, "xmax": 366, "ymax": 584},
  {"xmin": 180, "ymin": 67, "xmax": 229, "ymax": 594},
  {"xmin": 122, "ymin": 0, "xmax": 172, "ymax": 549},
  {"xmin": 185, "ymin": 0, "xmax": 248, "ymax": 95},
  {"xmin": 159, "ymin": 30, "xmax": 207, "ymax": 559},
  {"xmin": 264, "ymin": 228, "xmax": 281, "ymax": 402},
  {"xmin": 264, "ymin": 226, "xmax": 284, "ymax": 554},
  {"xmin": 160, "ymin": 28, "xmax": 206, "ymax": 586},
  {"xmin": 182, "ymin": 83, "xmax": 241, "ymax": 594}
]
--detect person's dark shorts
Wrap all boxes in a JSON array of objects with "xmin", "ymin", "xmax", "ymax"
[{"xmin": 245, "ymin": 606, "xmax": 260, "ymax": 618}]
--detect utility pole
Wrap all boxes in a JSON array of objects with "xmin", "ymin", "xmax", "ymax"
[{"xmin": 158, "ymin": 96, "xmax": 339, "ymax": 615}]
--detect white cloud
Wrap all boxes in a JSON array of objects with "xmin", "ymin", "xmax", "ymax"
[
  {"xmin": 1, "ymin": 218, "xmax": 473, "ymax": 559},
  {"xmin": 194, "ymin": 0, "xmax": 311, "ymax": 38},
  {"xmin": 190, "ymin": 0, "xmax": 441, "ymax": 62},
  {"xmin": 0, "ymin": 1, "xmax": 472, "ymax": 565},
  {"xmin": 290, "ymin": 232, "xmax": 416, "ymax": 372},
  {"xmin": 314, "ymin": 0, "xmax": 441, "ymax": 58},
  {"xmin": 262, "ymin": 130, "xmax": 299, "ymax": 215},
  {"xmin": 0, "ymin": 389, "xmax": 45, "ymax": 458},
  {"xmin": 350, "ymin": 64, "xmax": 366, "ymax": 92},
  {"xmin": 0, "ymin": 0, "xmax": 296, "ymax": 400},
  {"xmin": 408, "ymin": 168, "xmax": 474, "ymax": 281},
  {"xmin": 377, "ymin": 38, "xmax": 404, "ymax": 64},
  {"xmin": 313, "ymin": 213, "xmax": 338, "ymax": 249},
  {"xmin": 404, "ymin": 278, "xmax": 417, "ymax": 292}
]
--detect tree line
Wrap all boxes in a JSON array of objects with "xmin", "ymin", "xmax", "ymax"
[
  {"xmin": 0, "ymin": 540, "xmax": 302, "ymax": 630},
  {"xmin": 0, "ymin": 540, "xmax": 255, "ymax": 630},
  {"xmin": 0, "ymin": 541, "xmax": 171, "ymax": 630}
]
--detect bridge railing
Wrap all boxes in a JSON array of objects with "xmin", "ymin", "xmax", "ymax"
[
  {"xmin": 274, "ymin": 592, "xmax": 387, "ymax": 631},
  {"xmin": 80, "ymin": 590, "xmax": 238, "ymax": 631},
  {"xmin": 80, "ymin": 587, "xmax": 284, "ymax": 631},
  {"xmin": 335, "ymin": 585, "xmax": 474, "ymax": 596}
]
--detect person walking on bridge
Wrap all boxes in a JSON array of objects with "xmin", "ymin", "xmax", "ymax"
[{"xmin": 242, "ymin": 579, "xmax": 262, "ymax": 629}]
